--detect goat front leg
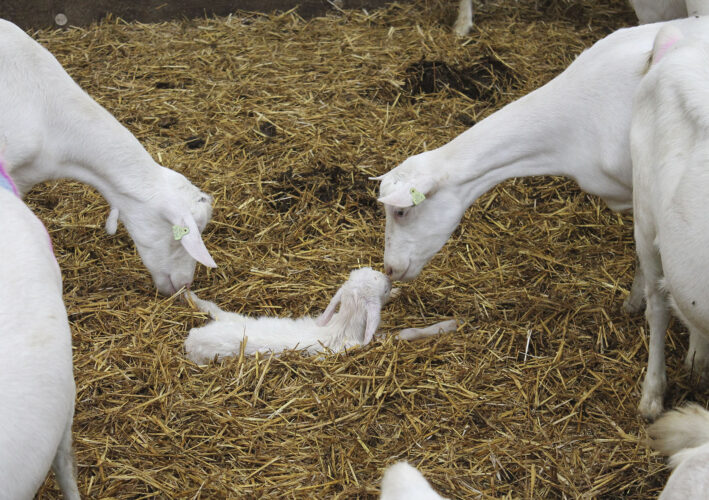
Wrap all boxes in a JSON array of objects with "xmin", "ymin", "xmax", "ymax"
[
  {"xmin": 639, "ymin": 283, "xmax": 669, "ymax": 421},
  {"xmin": 623, "ymin": 264, "xmax": 646, "ymax": 314},
  {"xmin": 453, "ymin": 0, "xmax": 473, "ymax": 36}
]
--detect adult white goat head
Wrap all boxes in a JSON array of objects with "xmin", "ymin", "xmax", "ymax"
[
  {"xmin": 106, "ymin": 167, "xmax": 215, "ymax": 295},
  {"xmin": 0, "ymin": 19, "xmax": 216, "ymax": 296},
  {"xmin": 375, "ymin": 151, "xmax": 466, "ymax": 282}
]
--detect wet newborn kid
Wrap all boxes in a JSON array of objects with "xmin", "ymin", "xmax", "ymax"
[{"xmin": 184, "ymin": 267, "xmax": 456, "ymax": 363}]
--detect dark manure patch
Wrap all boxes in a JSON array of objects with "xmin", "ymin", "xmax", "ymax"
[
  {"xmin": 402, "ymin": 54, "xmax": 518, "ymax": 101},
  {"xmin": 267, "ymin": 164, "xmax": 375, "ymax": 213}
]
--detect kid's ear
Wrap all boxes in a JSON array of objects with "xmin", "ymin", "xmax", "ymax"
[
  {"xmin": 362, "ymin": 300, "xmax": 382, "ymax": 345},
  {"xmin": 316, "ymin": 287, "xmax": 344, "ymax": 327}
]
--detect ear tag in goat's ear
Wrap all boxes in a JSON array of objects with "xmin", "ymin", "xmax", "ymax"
[
  {"xmin": 410, "ymin": 187, "xmax": 426, "ymax": 206},
  {"xmin": 173, "ymin": 225, "xmax": 190, "ymax": 241}
]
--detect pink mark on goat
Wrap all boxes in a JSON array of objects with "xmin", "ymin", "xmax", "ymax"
[
  {"xmin": 0, "ymin": 158, "xmax": 19, "ymax": 196},
  {"xmin": 654, "ymin": 36, "xmax": 681, "ymax": 64},
  {"xmin": 0, "ymin": 157, "xmax": 55, "ymax": 255}
]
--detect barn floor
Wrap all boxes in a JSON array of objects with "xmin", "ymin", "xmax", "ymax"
[{"xmin": 25, "ymin": 0, "xmax": 702, "ymax": 497}]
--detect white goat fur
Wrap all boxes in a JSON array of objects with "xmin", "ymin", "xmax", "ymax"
[
  {"xmin": 0, "ymin": 19, "xmax": 216, "ymax": 295},
  {"xmin": 185, "ymin": 268, "xmax": 393, "ymax": 362},
  {"xmin": 453, "ymin": 0, "xmax": 474, "ymax": 36},
  {"xmin": 631, "ymin": 25, "xmax": 709, "ymax": 419},
  {"xmin": 376, "ymin": 17, "xmax": 709, "ymax": 316},
  {"xmin": 380, "ymin": 462, "xmax": 447, "ymax": 500},
  {"xmin": 0, "ymin": 188, "xmax": 79, "ymax": 499},
  {"xmin": 630, "ymin": 0, "xmax": 709, "ymax": 23},
  {"xmin": 648, "ymin": 404, "xmax": 709, "ymax": 499}
]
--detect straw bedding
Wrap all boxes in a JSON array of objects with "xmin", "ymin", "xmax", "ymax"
[{"xmin": 22, "ymin": 0, "xmax": 702, "ymax": 497}]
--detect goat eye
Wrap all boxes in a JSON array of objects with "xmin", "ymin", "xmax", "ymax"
[{"xmin": 394, "ymin": 209, "xmax": 406, "ymax": 218}]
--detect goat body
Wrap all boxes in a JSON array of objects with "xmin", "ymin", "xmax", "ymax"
[
  {"xmin": 185, "ymin": 296, "xmax": 368, "ymax": 360},
  {"xmin": 631, "ymin": 25, "xmax": 709, "ymax": 419},
  {"xmin": 0, "ymin": 19, "xmax": 215, "ymax": 295},
  {"xmin": 0, "ymin": 185, "xmax": 79, "ymax": 498},
  {"xmin": 648, "ymin": 404, "xmax": 709, "ymax": 499}
]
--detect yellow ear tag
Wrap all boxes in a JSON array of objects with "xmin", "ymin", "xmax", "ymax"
[
  {"xmin": 410, "ymin": 187, "xmax": 426, "ymax": 206},
  {"xmin": 173, "ymin": 225, "xmax": 190, "ymax": 241}
]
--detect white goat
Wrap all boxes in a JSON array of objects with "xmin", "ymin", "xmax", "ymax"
[
  {"xmin": 0, "ymin": 167, "xmax": 80, "ymax": 498},
  {"xmin": 375, "ymin": 16, "xmax": 709, "ymax": 314},
  {"xmin": 0, "ymin": 19, "xmax": 216, "ymax": 295},
  {"xmin": 184, "ymin": 268, "xmax": 457, "ymax": 362},
  {"xmin": 631, "ymin": 25, "xmax": 709, "ymax": 419},
  {"xmin": 380, "ymin": 462, "xmax": 447, "ymax": 500},
  {"xmin": 648, "ymin": 404, "xmax": 709, "ymax": 499},
  {"xmin": 630, "ymin": 0, "xmax": 709, "ymax": 23}
]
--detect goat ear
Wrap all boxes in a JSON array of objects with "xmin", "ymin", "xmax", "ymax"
[
  {"xmin": 106, "ymin": 207, "xmax": 119, "ymax": 235},
  {"xmin": 376, "ymin": 175, "xmax": 437, "ymax": 208},
  {"xmin": 362, "ymin": 300, "xmax": 382, "ymax": 344},
  {"xmin": 178, "ymin": 213, "xmax": 217, "ymax": 268},
  {"xmin": 316, "ymin": 287, "xmax": 344, "ymax": 327},
  {"xmin": 652, "ymin": 25, "xmax": 683, "ymax": 65}
]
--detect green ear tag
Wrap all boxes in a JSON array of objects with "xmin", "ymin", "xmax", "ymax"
[
  {"xmin": 410, "ymin": 187, "xmax": 426, "ymax": 206},
  {"xmin": 172, "ymin": 225, "xmax": 190, "ymax": 241}
]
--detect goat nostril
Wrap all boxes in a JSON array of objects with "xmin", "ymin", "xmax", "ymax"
[{"xmin": 384, "ymin": 266, "xmax": 393, "ymax": 277}]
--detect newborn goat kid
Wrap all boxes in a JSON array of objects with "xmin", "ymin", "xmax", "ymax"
[{"xmin": 185, "ymin": 268, "xmax": 392, "ymax": 362}]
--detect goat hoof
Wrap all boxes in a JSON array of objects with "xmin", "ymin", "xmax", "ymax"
[
  {"xmin": 623, "ymin": 296, "xmax": 645, "ymax": 315},
  {"xmin": 639, "ymin": 394, "xmax": 664, "ymax": 422},
  {"xmin": 453, "ymin": 21, "xmax": 473, "ymax": 37}
]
